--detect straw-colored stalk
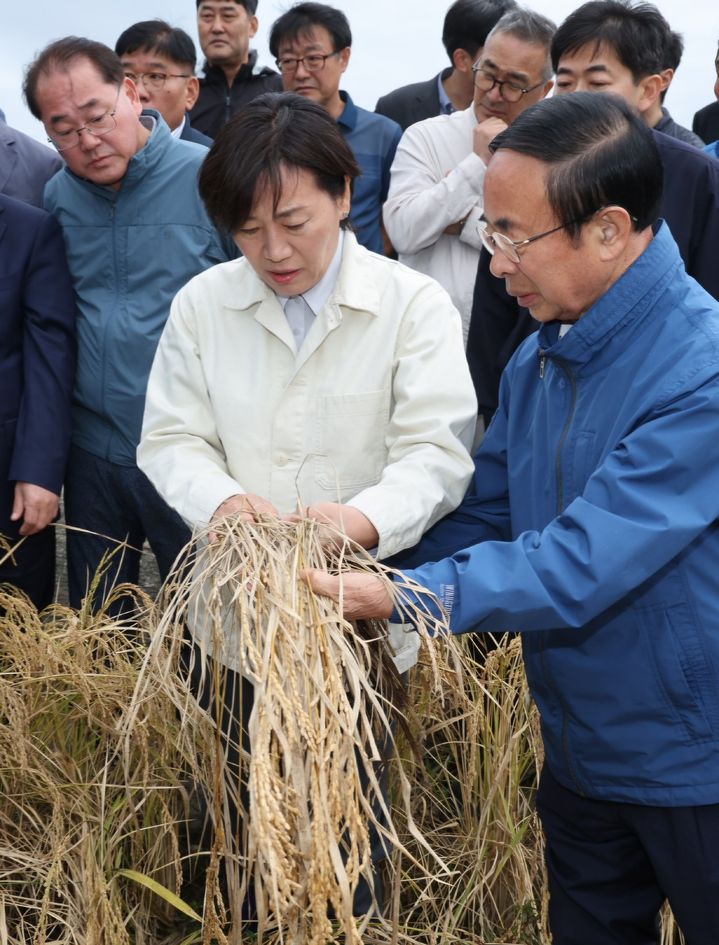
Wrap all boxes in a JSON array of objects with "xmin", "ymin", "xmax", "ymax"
[
  {"xmin": 0, "ymin": 577, "xmax": 213, "ymax": 945},
  {"xmin": 137, "ymin": 516, "xmax": 470, "ymax": 945}
]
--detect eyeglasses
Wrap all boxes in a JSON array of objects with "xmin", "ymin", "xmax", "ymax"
[
  {"xmin": 275, "ymin": 51, "xmax": 342, "ymax": 74},
  {"xmin": 48, "ymin": 87, "xmax": 122, "ymax": 152},
  {"xmin": 472, "ymin": 66, "xmax": 545, "ymax": 103},
  {"xmin": 124, "ymin": 71, "xmax": 191, "ymax": 90},
  {"xmin": 478, "ymin": 218, "xmax": 586, "ymax": 263}
]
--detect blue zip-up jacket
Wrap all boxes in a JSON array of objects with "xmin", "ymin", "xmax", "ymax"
[
  {"xmin": 43, "ymin": 111, "xmax": 233, "ymax": 465},
  {"xmin": 395, "ymin": 222, "xmax": 719, "ymax": 806}
]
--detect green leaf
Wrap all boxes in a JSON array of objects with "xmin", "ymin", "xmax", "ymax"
[{"xmin": 115, "ymin": 869, "xmax": 202, "ymax": 923}]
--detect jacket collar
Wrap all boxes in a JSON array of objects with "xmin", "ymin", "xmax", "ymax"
[
  {"xmin": 200, "ymin": 50, "xmax": 263, "ymax": 86},
  {"xmin": 537, "ymin": 221, "xmax": 682, "ymax": 369},
  {"xmin": 225, "ymin": 230, "xmax": 381, "ymax": 317}
]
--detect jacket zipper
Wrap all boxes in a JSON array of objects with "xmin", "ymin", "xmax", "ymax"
[{"xmin": 541, "ymin": 352, "xmax": 586, "ymax": 795}]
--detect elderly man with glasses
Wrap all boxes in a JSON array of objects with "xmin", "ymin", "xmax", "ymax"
[
  {"xmin": 268, "ymin": 2, "xmax": 402, "ymax": 256},
  {"xmin": 308, "ymin": 92, "xmax": 719, "ymax": 945},
  {"xmin": 115, "ymin": 20, "xmax": 212, "ymax": 147},
  {"xmin": 383, "ymin": 7, "xmax": 554, "ymax": 340},
  {"xmin": 23, "ymin": 36, "xmax": 235, "ymax": 613}
]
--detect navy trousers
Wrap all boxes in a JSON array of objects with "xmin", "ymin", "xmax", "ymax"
[
  {"xmin": 64, "ymin": 445, "xmax": 191, "ymax": 611},
  {"xmin": 536, "ymin": 764, "xmax": 719, "ymax": 945}
]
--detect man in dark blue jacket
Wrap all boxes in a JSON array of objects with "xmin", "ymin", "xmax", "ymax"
[
  {"xmin": 0, "ymin": 194, "xmax": 75, "ymax": 609},
  {"xmin": 467, "ymin": 0, "xmax": 719, "ymax": 423},
  {"xmin": 306, "ymin": 93, "xmax": 719, "ymax": 945}
]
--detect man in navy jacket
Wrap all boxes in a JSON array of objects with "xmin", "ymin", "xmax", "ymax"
[
  {"xmin": 0, "ymin": 194, "xmax": 75, "ymax": 608},
  {"xmin": 307, "ymin": 94, "xmax": 719, "ymax": 945}
]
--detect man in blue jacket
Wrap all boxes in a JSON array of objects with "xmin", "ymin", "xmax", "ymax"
[
  {"xmin": 23, "ymin": 37, "xmax": 234, "ymax": 612},
  {"xmin": 0, "ymin": 194, "xmax": 75, "ymax": 609},
  {"xmin": 307, "ymin": 93, "xmax": 719, "ymax": 944}
]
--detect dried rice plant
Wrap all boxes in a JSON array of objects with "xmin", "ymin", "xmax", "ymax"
[
  {"xmin": 0, "ymin": 576, "xmax": 212, "ymax": 945},
  {"xmin": 135, "ymin": 515, "xmax": 469, "ymax": 945}
]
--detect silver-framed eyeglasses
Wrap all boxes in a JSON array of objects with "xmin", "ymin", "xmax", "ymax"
[
  {"xmin": 124, "ymin": 71, "xmax": 191, "ymax": 90},
  {"xmin": 478, "ymin": 218, "xmax": 584, "ymax": 264},
  {"xmin": 275, "ymin": 51, "xmax": 343, "ymax": 74},
  {"xmin": 47, "ymin": 87, "xmax": 122, "ymax": 152},
  {"xmin": 472, "ymin": 65, "xmax": 545, "ymax": 103}
]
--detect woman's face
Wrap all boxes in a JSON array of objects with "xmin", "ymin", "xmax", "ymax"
[{"xmin": 233, "ymin": 164, "xmax": 350, "ymax": 296}]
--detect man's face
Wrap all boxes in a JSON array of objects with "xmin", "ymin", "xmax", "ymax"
[
  {"xmin": 36, "ymin": 57, "xmax": 147, "ymax": 190},
  {"xmin": 483, "ymin": 149, "xmax": 608, "ymax": 323},
  {"xmin": 714, "ymin": 51, "xmax": 719, "ymax": 101},
  {"xmin": 277, "ymin": 26, "xmax": 350, "ymax": 113},
  {"xmin": 119, "ymin": 49, "xmax": 199, "ymax": 132},
  {"xmin": 555, "ymin": 43, "xmax": 655, "ymax": 115},
  {"xmin": 473, "ymin": 31, "xmax": 553, "ymax": 124},
  {"xmin": 197, "ymin": 0, "xmax": 257, "ymax": 69}
]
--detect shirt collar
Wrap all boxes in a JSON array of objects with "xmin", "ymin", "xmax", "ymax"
[
  {"xmin": 437, "ymin": 69, "xmax": 455, "ymax": 114},
  {"xmin": 278, "ymin": 229, "xmax": 345, "ymax": 315},
  {"xmin": 336, "ymin": 90, "xmax": 356, "ymax": 131},
  {"xmin": 171, "ymin": 115, "xmax": 185, "ymax": 138}
]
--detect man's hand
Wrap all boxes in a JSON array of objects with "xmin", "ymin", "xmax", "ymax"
[
  {"xmin": 209, "ymin": 493, "xmax": 279, "ymax": 543},
  {"xmin": 302, "ymin": 569, "xmax": 394, "ymax": 621},
  {"xmin": 288, "ymin": 503, "xmax": 379, "ymax": 549},
  {"xmin": 10, "ymin": 482, "xmax": 59, "ymax": 536},
  {"xmin": 473, "ymin": 117, "xmax": 508, "ymax": 164}
]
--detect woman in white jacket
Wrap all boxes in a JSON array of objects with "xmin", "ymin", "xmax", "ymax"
[{"xmin": 137, "ymin": 91, "xmax": 476, "ymax": 920}]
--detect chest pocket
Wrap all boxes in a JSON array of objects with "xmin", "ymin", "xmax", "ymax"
[
  {"xmin": 567, "ymin": 430, "xmax": 597, "ymax": 503},
  {"xmin": 313, "ymin": 389, "xmax": 389, "ymax": 495}
]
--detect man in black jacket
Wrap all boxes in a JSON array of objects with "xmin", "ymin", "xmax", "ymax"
[
  {"xmin": 468, "ymin": 0, "xmax": 719, "ymax": 425},
  {"xmin": 190, "ymin": 0, "xmax": 282, "ymax": 139}
]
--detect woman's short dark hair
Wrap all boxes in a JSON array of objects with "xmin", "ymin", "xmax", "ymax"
[
  {"xmin": 268, "ymin": 2, "xmax": 351, "ymax": 59},
  {"xmin": 199, "ymin": 92, "xmax": 360, "ymax": 233},
  {"xmin": 24, "ymin": 37, "xmax": 124, "ymax": 120},
  {"xmin": 489, "ymin": 92, "xmax": 663, "ymax": 237}
]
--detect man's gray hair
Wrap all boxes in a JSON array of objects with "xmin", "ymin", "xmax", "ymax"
[{"xmin": 487, "ymin": 8, "xmax": 556, "ymax": 79}]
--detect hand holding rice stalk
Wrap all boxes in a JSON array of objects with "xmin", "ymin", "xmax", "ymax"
[{"xmin": 147, "ymin": 513, "xmax": 460, "ymax": 945}]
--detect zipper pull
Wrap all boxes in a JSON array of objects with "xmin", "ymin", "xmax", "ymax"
[{"xmin": 539, "ymin": 355, "xmax": 545, "ymax": 379}]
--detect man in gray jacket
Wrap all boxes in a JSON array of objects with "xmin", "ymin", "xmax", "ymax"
[{"xmin": 24, "ymin": 36, "xmax": 234, "ymax": 612}]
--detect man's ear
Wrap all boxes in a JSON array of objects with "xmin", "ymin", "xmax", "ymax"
[
  {"xmin": 452, "ymin": 46, "xmax": 475, "ymax": 75},
  {"xmin": 635, "ymin": 73, "xmax": 663, "ymax": 115},
  {"xmin": 594, "ymin": 207, "xmax": 634, "ymax": 259},
  {"xmin": 185, "ymin": 76, "xmax": 200, "ymax": 111}
]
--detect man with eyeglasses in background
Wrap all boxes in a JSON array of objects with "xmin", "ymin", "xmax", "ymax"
[
  {"xmin": 374, "ymin": 0, "xmax": 518, "ymax": 131},
  {"xmin": 383, "ymin": 7, "xmax": 554, "ymax": 341},
  {"xmin": 268, "ymin": 2, "xmax": 402, "ymax": 256},
  {"xmin": 115, "ymin": 19, "xmax": 212, "ymax": 147},
  {"xmin": 190, "ymin": 0, "xmax": 282, "ymax": 139},
  {"xmin": 466, "ymin": 0, "xmax": 719, "ymax": 428},
  {"xmin": 23, "ymin": 37, "xmax": 235, "ymax": 613}
]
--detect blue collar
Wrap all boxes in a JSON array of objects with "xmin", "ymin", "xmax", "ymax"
[{"xmin": 336, "ymin": 90, "xmax": 356, "ymax": 131}]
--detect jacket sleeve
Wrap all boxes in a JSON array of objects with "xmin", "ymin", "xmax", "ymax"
[
  {"xmin": 382, "ymin": 121, "xmax": 486, "ymax": 255},
  {"xmin": 684, "ymin": 156, "xmax": 719, "ymax": 301},
  {"xmin": 398, "ymin": 374, "xmax": 719, "ymax": 634},
  {"xmin": 345, "ymin": 280, "xmax": 477, "ymax": 559},
  {"xmin": 137, "ymin": 288, "xmax": 246, "ymax": 527},
  {"xmin": 9, "ymin": 211, "xmax": 76, "ymax": 494}
]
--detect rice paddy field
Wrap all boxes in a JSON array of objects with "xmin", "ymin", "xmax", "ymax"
[{"xmin": 0, "ymin": 521, "xmax": 684, "ymax": 944}]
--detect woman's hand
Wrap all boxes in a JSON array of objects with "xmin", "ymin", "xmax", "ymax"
[
  {"xmin": 288, "ymin": 503, "xmax": 379, "ymax": 549},
  {"xmin": 209, "ymin": 493, "xmax": 279, "ymax": 543}
]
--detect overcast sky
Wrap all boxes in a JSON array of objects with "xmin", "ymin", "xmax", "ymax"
[{"xmin": 1, "ymin": 0, "xmax": 716, "ymax": 145}]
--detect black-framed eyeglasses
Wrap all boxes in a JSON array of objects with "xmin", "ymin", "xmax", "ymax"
[
  {"xmin": 47, "ymin": 87, "xmax": 122, "ymax": 152},
  {"xmin": 124, "ymin": 71, "xmax": 191, "ymax": 90},
  {"xmin": 472, "ymin": 65, "xmax": 545, "ymax": 103},
  {"xmin": 275, "ymin": 51, "xmax": 343, "ymax": 74}
]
